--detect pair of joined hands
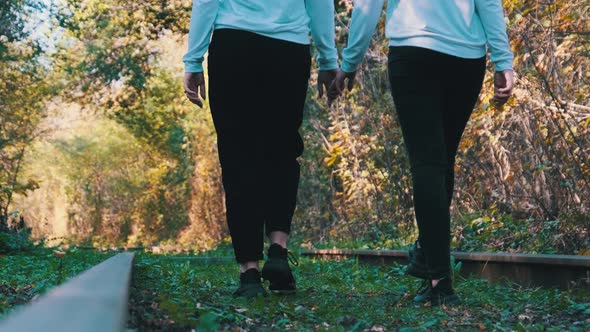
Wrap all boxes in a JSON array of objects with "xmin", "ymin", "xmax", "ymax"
[{"xmin": 184, "ymin": 68, "xmax": 514, "ymax": 108}]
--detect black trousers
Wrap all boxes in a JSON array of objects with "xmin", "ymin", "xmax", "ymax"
[
  {"xmin": 388, "ymin": 46, "xmax": 486, "ymax": 279},
  {"xmin": 208, "ymin": 29, "xmax": 311, "ymax": 263}
]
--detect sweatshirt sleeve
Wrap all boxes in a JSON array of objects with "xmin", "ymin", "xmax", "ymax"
[
  {"xmin": 474, "ymin": 0, "xmax": 514, "ymax": 71},
  {"xmin": 306, "ymin": 0, "xmax": 339, "ymax": 71},
  {"xmin": 182, "ymin": 0, "xmax": 219, "ymax": 73},
  {"xmin": 341, "ymin": 0, "xmax": 386, "ymax": 73}
]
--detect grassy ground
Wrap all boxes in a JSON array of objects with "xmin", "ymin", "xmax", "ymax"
[
  {"xmin": 128, "ymin": 251, "xmax": 590, "ymax": 331},
  {"xmin": 0, "ymin": 248, "xmax": 113, "ymax": 317}
]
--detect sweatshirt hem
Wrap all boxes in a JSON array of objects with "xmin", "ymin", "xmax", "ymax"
[
  {"xmin": 214, "ymin": 24, "xmax": 311, "ymax": 45},
  {"xmin": 388, "ymin": 35, "xmax": 487, "ymax": 60}
]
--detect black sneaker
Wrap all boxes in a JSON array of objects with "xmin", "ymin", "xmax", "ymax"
[
  {"xmin": 233, "ymin": 268, "xmax": 268, "ymax": 298},
  {"xmin": 261, "ymin": 244, "xmax": 298, "ymax": 293},
  {"xmin": 413, "ymin": 277, "xmax": 460, "ymax": 306},
  {"xmin": 406, "ymin": 240, "xmax": 429, "ymax": 279}
]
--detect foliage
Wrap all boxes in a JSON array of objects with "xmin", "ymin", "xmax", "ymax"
[
  {"xmin": 0, "ymin": 215, "xmax": 34, "ymax": 254},
  {"xmin": 308, "ymin": 210, "xmax": 590, "ymax": 255},
  {"xmin": 56, "ymin": 0, "xmax": 191, "ymax": 98},
  {"xmin": 17, "ymin": 111, "xmax": 202, "ymax": 246},
  {"xmin": 0, "ymin": 0, "xmax": 55, "ymax": 236},
  {"xmin": 32, "ymin": 0, "xmax": 226, "ymax": 247},
  {"xmin": 458, "ymin": 0, "xmax": 590, "ymax": 245},
  {"xmin": 0, "ymin": 0, "xmax": 43, "ymax": 48},
  {"xmin": 128, "ymin": 251, "xmax": 590, "ymax": 331},
  {"xmin": 299, "ymin": 58, "xmax": 414, "ymax": 245},
  {"xmin": 295, "ymin": 0, "xmax": 590, "ymax": 251},
  {"xmin": 0, "ymin": 54, "xmax": 48, "ymax": 226},
  {"xmin": 2, "ymin": 0, "xmax": 589, "ymax": 253}
]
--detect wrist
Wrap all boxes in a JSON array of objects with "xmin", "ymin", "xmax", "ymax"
[
  {"xmin": 495, "ymin": 60, "xmax": 513, "ymax": 72},
  {"xmin": 184, "ymin": 62, "xmax": 204, "ymax": 73}
]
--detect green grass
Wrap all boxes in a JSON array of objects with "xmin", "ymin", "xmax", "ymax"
[
  {"xmin": 128, "ymin": 252, "xmax": 590, "ymax": 331},
  {"xmin": 0, "ymin": 248, "xmax": 113, "ymax": 317}
]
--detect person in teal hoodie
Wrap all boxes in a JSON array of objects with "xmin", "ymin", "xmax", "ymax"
[
  {"xmin": 330, "ymin": 0, "xmax": 515, "ymax": 306},
  {"xmin": 183, "ymin": 0, "xmax": 339, "ymax": 298}
]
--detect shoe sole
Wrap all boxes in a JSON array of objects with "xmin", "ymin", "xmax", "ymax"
[
  {"xmin": 432, "ymin": 294, "xmax": 460, "ymax": 306},
  {"xmin": 269, "ymin": 289, "xmax": 296, "ymax": 295},
  {"xmin": 233, "ymin": 286, "xmax": 268, "ymax": 298},
  {"xmin": 414, "ymin": 294, "xmax": 461, "ymax": 307},
  {"xmin": 233, "ymin": 292, "xmax": 268, "ymax": 298}
]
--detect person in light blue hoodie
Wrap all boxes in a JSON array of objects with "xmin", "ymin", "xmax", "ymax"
[
  {"xmin": 330, "ymin": 0, "xmax": 515, "ymax": 306},
  {"xmin": 183, "ymin": 0, "xmax": 338, "ymax": 298}
]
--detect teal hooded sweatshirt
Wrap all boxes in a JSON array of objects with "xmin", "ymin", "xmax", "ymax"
[
  {"xmin": 341, "ymin": 0, "xmax": 514, "ymax": 73},
  {"xmin": 183, "ymin": 0, "xmax": 338, "ymax": 73}
]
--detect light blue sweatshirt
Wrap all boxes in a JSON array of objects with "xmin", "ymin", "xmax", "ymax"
[
  {"xmin": 183, "ymin": 0, "xmax": 338, "ymax": 73},
  {"xmin": 341, "ymin": 0, "xmax": 514, "ymax": 73}
]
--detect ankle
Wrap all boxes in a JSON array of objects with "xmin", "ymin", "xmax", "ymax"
[
  {"xmin": 269, "ymin": 231, "xmax": 289, "ymax": 249},
  {"xmin": 239, "ymin": 261, "xmax": 260, "ymax": 273},
  {"xmin": 431, "ymin": 277, "xmax": 447, "ymax": 288},
  {"xmin": 431, "ymin": 277, "xmax": 453, "ymax": 288}
]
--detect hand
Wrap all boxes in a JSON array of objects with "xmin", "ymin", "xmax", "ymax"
[
  {"xmin": 317, "ymin": 69, "xmax": 338, "ymax": 100},
  {"xmin": 184, "ymin": 72, "xmax": 206, "ymax": 108},
  {"xmin": 328, "ymin": 69, "xmax": 357, "ymax": 106},
  {"xmin": 492, "ymin": 69, "xmax": 514, "ymax": 107}
]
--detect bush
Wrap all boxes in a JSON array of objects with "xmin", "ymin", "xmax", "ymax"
[{"xmin": 0, "ymin": 216, "xmax": 34, "ymax": 254}]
